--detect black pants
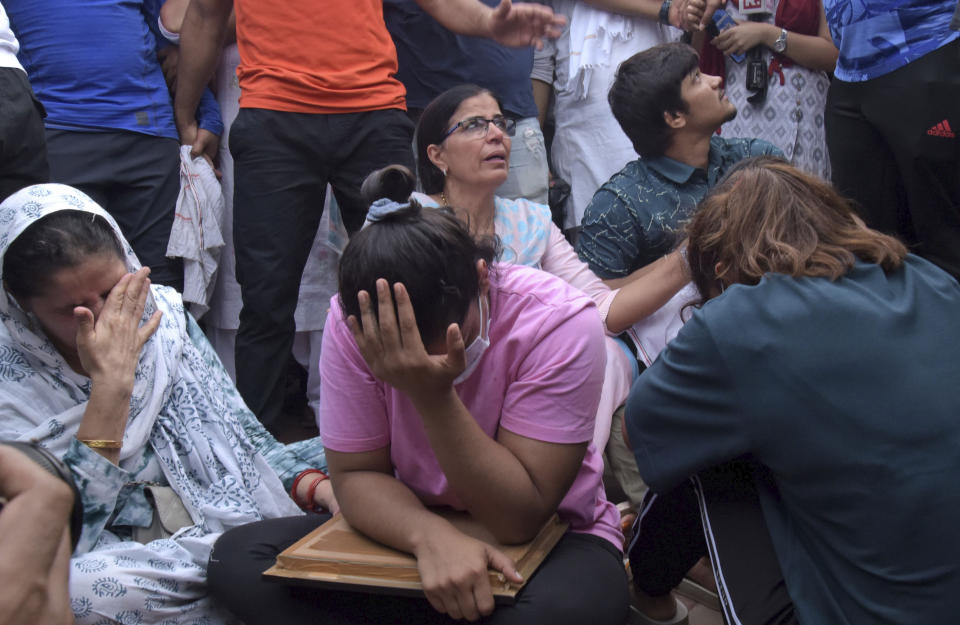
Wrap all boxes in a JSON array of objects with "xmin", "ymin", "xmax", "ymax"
[
  {"xmin": 208, "ymin": 514, "xmax": 629, "ymax": 625},
  {"xmin": 0, "ymin": 67, "xmax": 49, "ymax": 202},
  {"xmin": 44, "ymin": 129, "xmax": 184, "ymax": 290},
  {"xmin": 825, "ymin": 38, "xmax": 960, "ymax": 281},
  {"xmin": 229, "ymin": 107, "xmax": 415, "ymax": 430},
  {"xmin": 629, "ymin": 465, "xmax": 798, "ymax": 625}
]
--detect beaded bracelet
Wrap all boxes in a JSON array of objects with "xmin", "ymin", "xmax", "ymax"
[{"xmin": 290, "ymin": 469, "xmax": 328, "ymax": 512}]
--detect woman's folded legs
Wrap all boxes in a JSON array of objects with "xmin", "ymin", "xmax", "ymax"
[{"xmin": 207, "ymin": 516, "xmax": 629, "ymax": 625}]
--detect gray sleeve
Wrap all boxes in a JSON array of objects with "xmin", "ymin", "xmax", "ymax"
[{"xmin": 531, "ymin": 34, "xmax": 557, "ymax": 84}]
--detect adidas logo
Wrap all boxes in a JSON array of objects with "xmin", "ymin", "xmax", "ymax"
[{"xmin": 926, "ymin": 119, "xmax": 956, "ymax": 138}]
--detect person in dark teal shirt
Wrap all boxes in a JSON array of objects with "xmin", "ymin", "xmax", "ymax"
[
  {"xmin": 576, "ymin": 42, "xmax": 781, "ymax": 279},
  {"xmin": 627, "ymin": 156, "xmax": 960, "ymax": 624}
]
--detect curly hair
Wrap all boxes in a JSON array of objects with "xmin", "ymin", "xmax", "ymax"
[{"xmin": 686, "ymin": 157, "xmax": 908, "ymax": 299}]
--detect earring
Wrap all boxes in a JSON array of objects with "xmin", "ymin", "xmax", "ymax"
[{"xmin": 440, "ymin": 167, "xmax": 447, "ymax": 177}]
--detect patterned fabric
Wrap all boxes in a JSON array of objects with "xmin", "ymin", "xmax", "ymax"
[
  {"xmin": 0, "ymin": 184, "xmax": 320, "ymax": 624},
  {"xmin": 577, "ymin": 136, "xmax": 782, "ymax": 277},
  {"xmin": 720, "ymin": 1, "xmax": 831, "ymax": 179},
  {"xmin": 411, "ymin": 192, "xmax": 551, "ymax": 267},
  {"xmin": 823, "ymin": 0, "xmax": 960, "ymax": 82},
  {"xmin": 534, "ymin": 0, "xmax": 681, "ymax": 229}
]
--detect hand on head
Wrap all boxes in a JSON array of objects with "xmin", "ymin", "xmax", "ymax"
[
  {"xmin": 347, "ymin": 279, "xmax": 466, "ymax": 399},
  {"xmin": 75, "ymin": 267, "xmax": 163, "ymax": 388}
]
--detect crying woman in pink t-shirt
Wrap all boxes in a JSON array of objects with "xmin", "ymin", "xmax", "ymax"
[{"xmin": 207, "ymin": 199, "xmax": 628, "ymax": 625}]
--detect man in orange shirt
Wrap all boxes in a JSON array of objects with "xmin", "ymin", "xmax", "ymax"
[{"xmin": 174, "ymin": 0, "xmax": 564, "ymax": 431}]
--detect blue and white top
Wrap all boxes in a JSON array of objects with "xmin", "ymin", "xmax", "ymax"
[
  {"xmin": 824, "ymin": 0, "xmax": 960, "ymax": 82},
  {"xmin": 412, "ymin": 192, "xmax": 551, "ymax": 268},
  {"xmin": 0, "ymin": 184, "xmax": 325, "ymax": 624}
]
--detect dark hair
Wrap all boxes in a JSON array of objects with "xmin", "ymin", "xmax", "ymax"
[
  {"xmin": 608, "ymin": 42, "xmax": 699, "ymax": 158},
  {"xmin": 360, "ymin": 164, "xmax": 416, "ymax": 205},
  {"xmin": 686, "ymin": 156, "xmax": 908, "ymax": 298},
  {"xmin": 4, "ymin": 211, "xmax": 124, "ymax": 299},
  {"xmin": 416, "ymin": 84, "xmax": 500, "ymax": 195},
  {"xmin": 339, "ymin": 200, "xmax": 500, "ymax": 345}
]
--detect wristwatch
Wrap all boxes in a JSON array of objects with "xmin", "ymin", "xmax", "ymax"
[{"xmin": 773, "ymin": 28, "xmax": 788, "ymax": 53}]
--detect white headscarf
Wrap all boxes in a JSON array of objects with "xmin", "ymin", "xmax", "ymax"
[{"xmin": 0, "ymin": 184, "xmax": 299, "ymax": 535}]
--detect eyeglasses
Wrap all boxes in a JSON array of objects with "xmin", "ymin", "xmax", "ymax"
[{"xmin": 442, "ymin": 115, "xmax": 517, "ymax": 141}]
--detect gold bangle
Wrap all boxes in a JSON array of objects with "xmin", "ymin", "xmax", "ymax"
[{"xmin": 79, "ymin": 439, "xmax": 123, "ymax": 449}]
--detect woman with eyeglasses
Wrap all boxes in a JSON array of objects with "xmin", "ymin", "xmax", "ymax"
[{"xmin": 402, "ymin": 84, "xmax": 689, "ymax": 464}]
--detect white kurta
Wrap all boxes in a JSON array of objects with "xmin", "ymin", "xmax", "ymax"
[{"xmin": 534, "ymin": 1, "xmax": 680, "ymax": 230}]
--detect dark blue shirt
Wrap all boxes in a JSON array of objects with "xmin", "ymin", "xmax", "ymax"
[
  {"xmin": 6, "ymin": 0, "xmax": 222, "ymax": 139},
  {"xmin": 577, "ymin": 136, "xmax": 781, "ymax": 277},
  {"xmin": 383, "ymin": 0, "xmax": 537, "ymax": 118},
  {"xmin": 824, "ymin": 0, "xmax": 960, "ymax": 82},
  {"xmin": 627, "ymin": 255, "xmax": 960, "ymax": 624}
]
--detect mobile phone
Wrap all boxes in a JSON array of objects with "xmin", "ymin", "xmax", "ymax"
[{"xmin": 712, "ymin": 9, "xmax": 746, "ymax": 63}]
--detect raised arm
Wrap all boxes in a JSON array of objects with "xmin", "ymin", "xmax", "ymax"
[
  {"xmin": 580, "ymin": 0, "xmax": 707, "ymax": 29},
  {"xmin": 415, "ymin": 0, "xmax": 566, "ymax": 49},
  {"xmin": 74, "ymin": 268, "xmax": 162, "ymax": 465}
]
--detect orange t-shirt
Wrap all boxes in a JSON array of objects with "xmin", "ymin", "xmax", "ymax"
[{"xmin": 235, "ymin": 0, "xmax": 406, "ymax": 113}]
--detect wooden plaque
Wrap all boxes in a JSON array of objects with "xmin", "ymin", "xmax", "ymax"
[{"xmin": 263, "ymin": 509, "xmax": 568, "ymax": 604}]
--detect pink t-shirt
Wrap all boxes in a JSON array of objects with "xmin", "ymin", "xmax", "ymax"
[{"xmin": 319, "ymin": 265, "xmax": 623, "ymax": 550}]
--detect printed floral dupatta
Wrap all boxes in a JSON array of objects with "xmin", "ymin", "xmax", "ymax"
[{"xmin": 0, "ymin": 184, "xmax": 299, "ymax": 549}]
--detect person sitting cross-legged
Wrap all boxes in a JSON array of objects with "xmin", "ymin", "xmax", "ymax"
[
  {"xmin": 206, "ymin": 199, "xmax": 629, "ymax": 625},
  {"xmin": 0, "ymin": 184, "xmax": 336, "ymax": 625}
]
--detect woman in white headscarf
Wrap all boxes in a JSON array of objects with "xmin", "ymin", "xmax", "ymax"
[{"xmin": 0, "ymin": 183, "xmax": 335, "ymax": 624}]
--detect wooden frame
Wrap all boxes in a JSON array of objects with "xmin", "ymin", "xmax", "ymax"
[{"xmin": 264, "ymin": 509, "xmax": 569, "ymax": 604}]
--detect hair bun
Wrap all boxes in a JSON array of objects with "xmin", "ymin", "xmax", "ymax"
[{"xmin": 361, "ymin": 164, "xmax": 416, "ymax": 205}]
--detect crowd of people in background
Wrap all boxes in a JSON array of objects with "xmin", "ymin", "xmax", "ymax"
[{"xmin": 0, "ymin": 0, "xmax": 958, "ymax": 624}]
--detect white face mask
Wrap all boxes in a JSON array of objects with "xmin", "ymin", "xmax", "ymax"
[{"xmin": 453, "ymin": 294, "xmax": 491, "ymax": 385}]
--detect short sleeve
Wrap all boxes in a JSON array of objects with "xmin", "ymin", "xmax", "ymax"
[
  {"xmin": 531, "ymin": 34, "xmax": 557, "ymax": 84},
  {"xmin": 577, "ymin": 189, "xmax": 644, "ymax": 279},
  {"xmin": 317, "ymin": 298, "xmax": 391, "ymax": 453},
  {"xmin": 626, "ymin": 312, "xmax": 750, "ymax": 492},
  {"xmin": 499, "ymin": 303, "xmax": 605, "ymax": 444}
]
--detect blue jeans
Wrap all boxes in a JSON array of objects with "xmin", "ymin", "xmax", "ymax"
[{"xmin": 497, "ymin": 116, "xmax": 549, "ymax": 205}]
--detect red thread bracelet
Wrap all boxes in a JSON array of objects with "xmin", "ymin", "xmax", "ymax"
[{"xmin": 290, "ymin": 469, "xmax": 328, "ymax": 511}]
